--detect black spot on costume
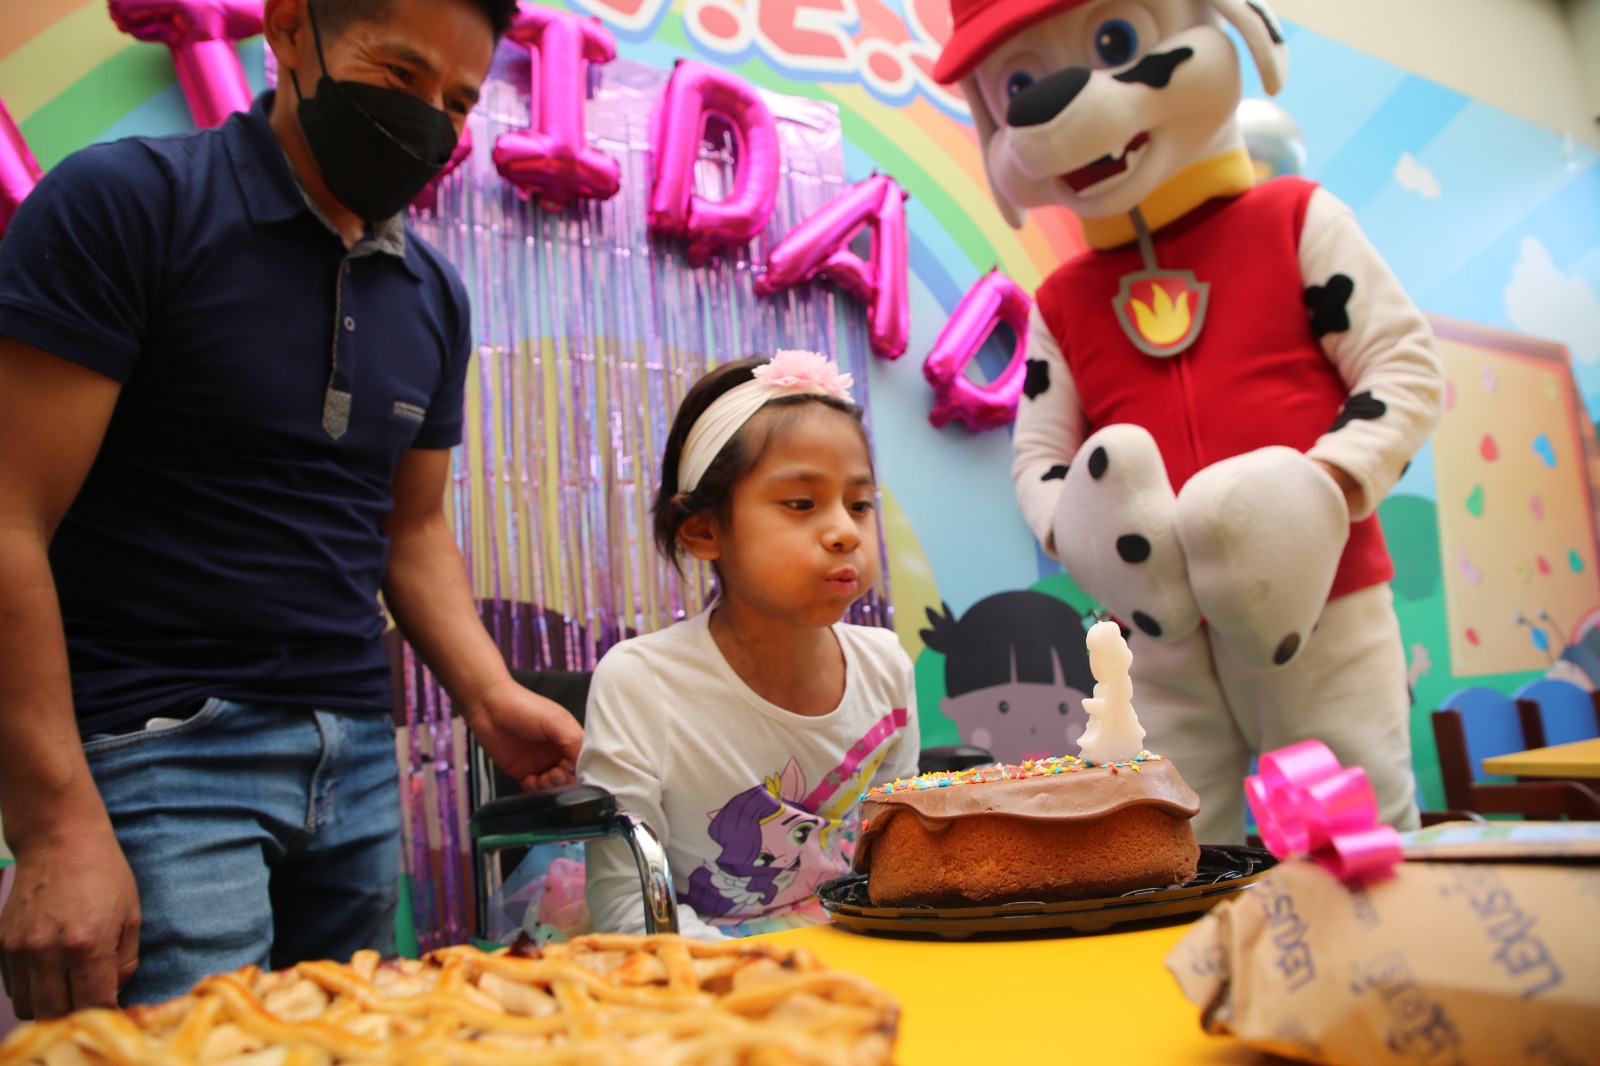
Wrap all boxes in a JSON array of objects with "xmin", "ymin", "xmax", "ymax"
[
  {"xmin": 1116, "ymin": 534, "xmax": 1152, "ymax": 563},
  {"xmin": 1273, "ymin": 632, "xmax": 1301, "ymax": 666},
  {"xmin": 1088, "ymin": 446, "xmax": 1108, "ymax": 479},
  {"xmin": 1113, "ymin": 48, "xmax": 1193, "ymax": 89},
  {"xmin": 1042, "ymin": 464, "xmax": 1069, "ymax": 482},
  {"xmin": 1329, "ymin": 390, "xmax": 1387, "ymax": 433},
  {"xmin": 1023, "ymin": 359, "xmax": 1051, "ymax": 400},
  {"xmin": 1304, "ymin": 274, "xmax": 1354, "ymax": 337}
]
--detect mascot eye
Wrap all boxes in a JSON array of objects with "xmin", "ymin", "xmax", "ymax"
[
  {"xmin": 1005, "ymin": 71, "xmax": 1035, "ymax": 100},
  {"xmin": 1093, "ymin": 19, "xmax": 1139, "ymax": 66},
  {"xmin": 998, "ymin": 700, "xmax": 1011, "ymax": 714},
  {"xmin": 1059, "ymin": 702, "xmax": 1071, "ymax": 715}
]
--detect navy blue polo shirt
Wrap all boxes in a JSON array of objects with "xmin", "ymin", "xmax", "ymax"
[{"xmin": 0, "ymin": 93, "xmax": 473, "ymax": 733}]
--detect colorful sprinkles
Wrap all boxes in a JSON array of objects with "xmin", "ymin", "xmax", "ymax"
[{"xmin": 862, "ymin": 752, "xmax": 1164, "ymax": 800}]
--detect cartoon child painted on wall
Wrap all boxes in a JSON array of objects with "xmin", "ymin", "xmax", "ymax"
[
  {"xmin": 680, "ymin": 758, "xmax": 839, "ymax": 923},
  {"xmin": 922, "ymin": 592, "xmax": 1096, "ymax": 762}
]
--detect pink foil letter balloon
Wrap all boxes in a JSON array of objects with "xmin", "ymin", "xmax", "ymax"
[
  {"xmin": 754, "ymin": 173, "xmax": 910, "ymax": 361},
  {"xmin": 492, "ymin": 3, "xmax": 620, "ymax": 205},
  {"xmin": 648, "ymin": 61, "xmax": 779, "ymax": 266},
  {"xmin": 108, "ymin": 0, "xmax": 262, "ymax": 128},
  {"xmin": 0, "ymin": 98, "xmax": 42, "ymax": 240},
  {"xmin": 923, "ymin": 269, "xmax": 1033, "ymax": 432}
]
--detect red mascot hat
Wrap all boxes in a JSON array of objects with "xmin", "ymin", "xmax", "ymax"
[{"xmin": 933, "ymin": 0, "xmax": 1096, "ymax": 85}]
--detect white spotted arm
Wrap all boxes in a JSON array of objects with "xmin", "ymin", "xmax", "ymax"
[
  {"xmin": 1011, "ymin": 302, "xmax": 1089, "ymax": 556},
  {"xmin": 1300, "ymin": 187, "xmax": 1444, "ymax": 521}
]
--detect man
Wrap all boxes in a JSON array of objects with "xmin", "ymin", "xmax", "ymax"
[{"xmin": 0, "ymin": 0, "xmax": 582, "ymax": 1019}]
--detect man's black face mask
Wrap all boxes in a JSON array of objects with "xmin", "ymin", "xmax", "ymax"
[{"xmin": 288, "ymin": 2, "xmax": 458, "ymax": 222}]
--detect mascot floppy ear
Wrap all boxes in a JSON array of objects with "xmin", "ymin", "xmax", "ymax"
[
  {"xmin": 1210, "ymin": 0, "xmax": 1289, "ymax": 95},
  {"xmin": 958, "ymin": 74, "xmax": 1026, "ymax": 230}
]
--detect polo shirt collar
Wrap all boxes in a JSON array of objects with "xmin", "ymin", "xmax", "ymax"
[{"xmin": 224, "ymin": 92, "xmax": 421, "ymax": 278}]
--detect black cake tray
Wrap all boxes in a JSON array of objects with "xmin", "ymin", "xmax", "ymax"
[{"xmin": 818, "ymin": 844, "xmax": 1277, "ymax": 939}]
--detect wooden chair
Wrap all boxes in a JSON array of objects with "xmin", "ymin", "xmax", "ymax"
[
  {"xmin": 1432, "ymin": 686, "xmax": 1600, "ymax": 820},
  {"xmin": 1513, "ymin": 678, "xmax": 1600, "ymax": 748}
]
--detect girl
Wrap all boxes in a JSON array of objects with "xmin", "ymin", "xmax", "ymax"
[{"xmin": 577, "ymin": 351, "xmax": 920, "ymax": 938}]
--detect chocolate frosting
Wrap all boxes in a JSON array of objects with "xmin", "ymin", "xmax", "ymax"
[{"xmin": 854, "ymin": 757, "xmax": 1200, "ymax": 872}]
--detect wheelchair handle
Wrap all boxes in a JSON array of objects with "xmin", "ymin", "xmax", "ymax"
[{"xmin": 616, "ymin": 811, "xmax": 678, "ymax": 934}]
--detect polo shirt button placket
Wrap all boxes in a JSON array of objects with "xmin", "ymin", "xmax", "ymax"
[{"xmin": 323, "ymin": 253, "xmax": 358, "ymax": 441}]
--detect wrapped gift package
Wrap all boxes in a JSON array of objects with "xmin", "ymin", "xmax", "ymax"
[{"xmin": 1166, "ymin": 823, "xmax": 1600, "ymax": 1066}]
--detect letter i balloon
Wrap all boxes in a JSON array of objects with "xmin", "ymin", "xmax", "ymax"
[
  {"xmin": 492, "ymin": 4, "xmax": 621, "ymax": 205},
  {"xmin": 107, "ymin": 0, "xmax": 262, "ymax": 128}
]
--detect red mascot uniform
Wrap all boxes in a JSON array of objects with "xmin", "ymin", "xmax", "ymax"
[{"xmin": 935, "ymin": 0, "xmax": 1444, "ymax": 842}]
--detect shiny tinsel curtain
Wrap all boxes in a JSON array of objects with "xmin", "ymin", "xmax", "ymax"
[{"xmin": 396, "ymin": 53, "xmax": 888, "ymax": 949}]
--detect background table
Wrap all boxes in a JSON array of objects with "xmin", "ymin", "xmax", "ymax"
[
  {"xmin": 760, "ymin": 919, "xmax": 1275, "ymax": 1064},
  {"xmin": 1480, "ymin": 737, "xmax": 1600, "ymax": 778}
]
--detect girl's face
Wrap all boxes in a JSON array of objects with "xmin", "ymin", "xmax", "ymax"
[{"xmin": 694, "ymin": 404, "xmax": 880, "ymax": 628}]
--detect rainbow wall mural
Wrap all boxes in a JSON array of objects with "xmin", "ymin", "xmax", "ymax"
[{"xmin": 5, "ymin": 0, "xmax": 1600, "ymax": 812}]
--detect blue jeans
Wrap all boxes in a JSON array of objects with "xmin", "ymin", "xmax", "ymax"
[{"xmin": 84, "ymin": 699, "xmax": 401, "ymax": 1006}]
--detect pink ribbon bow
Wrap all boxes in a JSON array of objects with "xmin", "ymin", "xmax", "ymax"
[{"xmin": 1245, "ymin": 739, "xmax": 1403, "ymax": 884}]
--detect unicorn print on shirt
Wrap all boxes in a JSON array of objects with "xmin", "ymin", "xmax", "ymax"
[
  {"xmin": 680, "ymin": 706, "xmax": 908, "ymax": 926},
  {"xmin": 681, "ymin": 758, "xmax": 837, "ymax": 922}
]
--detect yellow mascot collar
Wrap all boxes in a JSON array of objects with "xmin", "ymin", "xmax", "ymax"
[{"xmin": 1079, "ymin": 149, "xmax": 1256, "ymax": 250}]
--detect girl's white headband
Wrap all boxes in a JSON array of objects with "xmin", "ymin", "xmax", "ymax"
[{"xmin": 676, "ymin": 350, "xmax": 855, "ymax": 494}]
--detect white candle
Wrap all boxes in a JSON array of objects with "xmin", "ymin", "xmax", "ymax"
[{"xmin": 1078, "ymin": 620, "xmax": 1146, "ymax": 764}]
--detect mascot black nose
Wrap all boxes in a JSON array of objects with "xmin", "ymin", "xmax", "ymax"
[{"xmin": 1006, "ymin": 67, "xmax": 1091, "ymax": 128}]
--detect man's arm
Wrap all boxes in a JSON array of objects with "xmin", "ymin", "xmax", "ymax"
[
  {"xmin": 0, "ymin": 338, "xmax": 140, "ymax": 1020},
  {"xmin": 381, "ymin": 447, "xmax": 583, "ymax": 789}
]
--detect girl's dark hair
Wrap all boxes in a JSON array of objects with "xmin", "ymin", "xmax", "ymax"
[
  {"xmin": 316, "ymin": 0, "xmax": 519, "ymax": 40},
  {"xmin": 652, "ymin": 356, "xmax": 868, "ymax": 570}
]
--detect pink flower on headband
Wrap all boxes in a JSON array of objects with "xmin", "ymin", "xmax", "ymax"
[{"xmin": 753, "ymin": 349, "xmax": 855, "ymax": 401}]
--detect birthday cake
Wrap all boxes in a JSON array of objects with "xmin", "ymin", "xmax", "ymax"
[
  {"xmin": 852, "ymin": 621, "xmax": 1201, "ymax": 907},
  {"xmin": 852, "ymin": 752, "xmax": 1200, "ymax": 906}
]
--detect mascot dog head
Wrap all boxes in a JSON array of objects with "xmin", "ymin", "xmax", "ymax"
[{"xmin": 935, "ymin": 0, "xmax": 1288, "ymax": 227}]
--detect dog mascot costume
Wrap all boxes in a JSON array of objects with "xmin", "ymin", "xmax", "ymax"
[{"xmin": 934, "ymin": 0, "xmax": 1444, "ymax": 842}]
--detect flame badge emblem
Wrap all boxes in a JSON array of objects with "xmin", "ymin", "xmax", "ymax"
[{"xmin": 1113, "ymin": 269, "xmax": 1210, "ymax": 357}]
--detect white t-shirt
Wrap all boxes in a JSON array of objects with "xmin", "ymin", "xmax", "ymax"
[{"xmin": 577, "ymin": 609, "xmax": 921, "ymax": 939}]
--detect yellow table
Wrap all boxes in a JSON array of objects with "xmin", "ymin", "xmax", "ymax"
[
  {"xmin": 1480, "ymin": 737, "xmax": 1600, "ymax": 778},
  {"xmin": 759, "ymin": 920, "xmax": 1269, "ymax": 1064}
]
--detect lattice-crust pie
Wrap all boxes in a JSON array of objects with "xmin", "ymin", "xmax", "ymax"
[{"xmin": 0, "ymin": 933, "xmax": 899, "ymax": 1065}]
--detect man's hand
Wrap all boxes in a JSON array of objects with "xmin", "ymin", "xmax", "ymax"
[
  {"xmin": 463, "ymin": 679, "xmax": 584, "ymax": 791},
  {"xmin": 381, "ymin": 448, "xmax": 584, "ymax": 792},
  {"xmin": 0, "ymin": 823, "xmax": 140, "ymax": 1019}
]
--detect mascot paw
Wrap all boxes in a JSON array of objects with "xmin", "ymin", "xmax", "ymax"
[
  {"xmin": 1174, "ymin": 447, "xmax": 1348, "ymax": 668},
  {"xmin": 1052, "ymin": 425, "xmax": 1200, "ymax": 642}
]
